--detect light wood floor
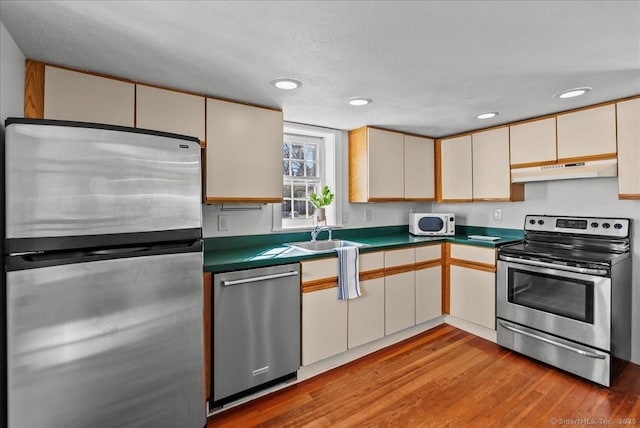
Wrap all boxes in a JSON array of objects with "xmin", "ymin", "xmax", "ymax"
[{"xmin": 208, "ymin": 325, "xmax": 640, "ymax": 427}]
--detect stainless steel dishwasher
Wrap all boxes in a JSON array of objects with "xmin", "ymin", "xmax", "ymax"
[{"xmin": 211, "ymin": 263, "xmax": 300, "ymax": 407}]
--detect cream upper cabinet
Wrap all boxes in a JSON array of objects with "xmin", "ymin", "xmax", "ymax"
[
  {"xmin": 617, "ymin": 98, "xmax": 640, "ymax": 199},
  {"xmin": 44, "ymin": 66, "xmax": 134, "ymax": 127},
  {"xmin": 349, "ymin": 127, "xmax": 405, "ymax": 202},
  {"xmin": 438, "ymin": 135, "xmax": 473, "ymax": 202},
  {"xmin": 404, "ymin": 135, "xmax": 435, "ymax": 200},
  {"xmin": 205, "ymin": 98, "xmax": 283, "ymax": 203},
  {"xmin": 136, "ymin": 85, "xmax": 205, "ymax": 141},
  {"xmin": 472, "ymin": 127, "xmax": 514, "ymax": 200},
  {"xmin": 556, "ymin": 104, "xmax": 617, "ymax": 161},
  {"xmin": 509, "ymin": 117, "xmax": 557, "ymax": 166}
]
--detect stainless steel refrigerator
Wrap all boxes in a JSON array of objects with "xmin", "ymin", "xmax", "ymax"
[{"xmin": 3, "ymin": 118, "xmax": 206, "ymax": 428}]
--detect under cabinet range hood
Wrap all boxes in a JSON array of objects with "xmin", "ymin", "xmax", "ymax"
[{"xmin": 511, "ymin": 158, "xmax": 617, "ymax": 183}]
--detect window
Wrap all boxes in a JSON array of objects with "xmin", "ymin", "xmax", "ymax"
[
  {"xmin": 274, "ymin": 122, "xmax": 341, "ymax": 230},
  {"xmin": 282, "ymin": 134, "xmax": 322, "ymax": 228}
]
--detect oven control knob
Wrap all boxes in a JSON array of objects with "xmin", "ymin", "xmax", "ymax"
[
  {"xmin": 591, "ymin": 222, "xmax": 599, "ymax": 228},
  {"xmin": 602, "ymin": 223, "xmax": 611, "ymax": 229},
  {"xmin": 529, "ymin": 219, "xmax": 536, "ymax": 225},
  {"xmin": 614, "ymin": 223, "xmax": 623, "ymax": 230},
  {"xmin": 537, "ymin": 220, "xmax": 544, "ymax": 225}
]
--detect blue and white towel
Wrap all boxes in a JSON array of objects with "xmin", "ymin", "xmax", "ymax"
[{"xmin": 335, "ymin": 246, "xmax": 361, "ymax": 300}]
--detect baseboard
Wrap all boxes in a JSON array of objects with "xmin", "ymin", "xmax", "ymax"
[{"xmin": 444, "ymin": 315, "xmax": 497, "ymax": 343}]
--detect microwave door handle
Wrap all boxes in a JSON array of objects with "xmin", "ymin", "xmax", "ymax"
[
  {"xmin": 500, "ymin": 255, "xmax": 608, "ymax": 276},
  {"xmin": 499, "ymin": 322, "xmax": 606, "ymax": 360}
]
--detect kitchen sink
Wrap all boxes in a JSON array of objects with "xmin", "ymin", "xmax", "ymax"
[{"xmin": 284, "ymin": 239, "xmax": 367, "ymax": 254}]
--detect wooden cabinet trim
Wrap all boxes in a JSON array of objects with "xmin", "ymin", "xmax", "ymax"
[
  {"xmin": 360, "ymin": 268, "xmax": 386, "ymax": 281},
  {"xmin": 555, "ymin": 153, "xmax": 617, "ymax": 164},
  {"xmin": 415, "ymin": 260, "xmax": 442, "ymax": 270},
  {"xmin": 367, "ymin": 197, "xmax": 407, "ymax": 202},
  {"xmin": 384, "ymin": 263, "xmax": 416, "ymax": 276},
  {"xmin": 205, "ymin": 197, "xmax": 282, "ymax": 204},
  {"xmin": 203, "ymin": 272, "xmax": 211, "ymax": 402},
  {"xmin": 443, "ymin": 243, "xmax": 451, "ymax": 314},
  {"xmin": 511, "ymin": 160, "xmax": 560, "ymax": 169},
  {"xmin": 24, "ymin": 60, "xmax": 45, "ymax": 119},
  {"xmin": 348, "ymin": 126, "xmax": 369, "ymax": 203},
  {"xmin": 404, "ymin": 197, "xmax": 436, "ymax": 202},
  {"xmin": 619, "ymin": 194, "xmax": 640, "ymax": 200},
  {"xmin": 450, "ymin": 259, "xmax": 497, "ymax": 273},
  {"xmin": 302, "ymin": 278, "xmax": 339, "ymax": 293}
]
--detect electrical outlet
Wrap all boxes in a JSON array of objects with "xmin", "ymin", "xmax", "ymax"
[
  {"xmin": 218, "ymin": 214, "xmax": 230, "ymax": 231},
  {"xmin": 494, "ymin": 209, "xmax": 502, "ymax": 221},
  {"xmin": 342, "ymin": 211, "xmax": 349, "ymax": 224},
  {"xmin": 364, "ymin": 208, "xmax": 372, "ymax": 222}
]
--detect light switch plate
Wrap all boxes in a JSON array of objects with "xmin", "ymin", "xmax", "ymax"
[
  {"xmin": 218, "ymin": 214, "xmax": 230, "ymax": 231},
  {"xmin": 494, "ymin": 209, "xmax": 502, "ymax": 221},
  {"xmin": 364, "ymin": 208, "xmax": 372, "ymax": 222},
  {"xmin": 343, "ymin": 211, "xmax": 349, "ymax": 224}
]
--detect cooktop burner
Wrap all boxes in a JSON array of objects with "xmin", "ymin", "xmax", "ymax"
[{"xmin": 499, "ymin": 242, "xmax": 624, "ymax": 266}]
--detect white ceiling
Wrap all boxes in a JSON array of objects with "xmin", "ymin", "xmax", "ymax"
[{"xmin": 1, "ymin": 1, "xmax": 639, "ymax": 137}]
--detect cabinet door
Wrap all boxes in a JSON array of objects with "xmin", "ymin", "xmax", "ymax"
[
  {"xmin": 348, "ymin": 277, "xmax": 385, "ymax": 349},
  {"xmin": 557, "ymin": 105, "xmax": 616, "ymax": 161},
  {"xmin": 136, "ymin": 85, "xmax": 205, "ymax": 141},
  {"xmin": 472, "ymin": 127, "xmax": 511, "ymax": 200},
  {"xmin": 617, "ymin": 98, "xmax": 640, "ymax": 198},
  {"xmin": 415, "ymin": 266, "xmax": 442, "ymax": 324},
  {"xmin": 510, "ymin": 117, "xmax": 557, "ymax": 166},
  {"xmin": 385, "ymin": 271, "xmax": 416, "ymax": 335},
  {"xmin": 438, "ymin": 135, "xmax": 472, "ymax": 201},
  {"xmin": 404, "ymin": 135, "xmax": 435, "ymax": 200},
  {"xmin": 206, "ymin": 98, "xmax": 283, "ymax": 203},
  {"xmin": 44, "ymin": 66, "xmax": 134, "ymax": 127},
  {"xmin": 368, "ymin": 128, "xmax": 405, "ymax": 200},
  {"xmin": 302, "ymin": 287, "xmax": 348, "ymax": 366},
  {"xmin": 449, "ymin": 266, "xmax": 495, "ymax": 330}
]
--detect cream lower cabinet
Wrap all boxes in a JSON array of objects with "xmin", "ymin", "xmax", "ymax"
[
  {"xmin": 617, "ymin": 98, "xmax": 640, "ymax": 199},
  {"xmin": 448, "ymin": 244, "xmax": 497, "ymax": 330},
  {"xmin": 348, "ymin": 252, "xmax": 385, "ymax": 349},
  {"xmin": 384, "ymin": 248, "xmax": 416, "ymax": 335},
  {"xmin": 415, "ymin": 245, "xmax": 442, "ymax": 324},
  {"xmin": 301, "ymin": 258, "xmax": 347, "ymax": 366}
]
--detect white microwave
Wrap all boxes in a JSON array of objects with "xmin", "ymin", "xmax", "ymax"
[{"xmin": 409, "ymin": 213, "xmax": 455, "ymax": 236}]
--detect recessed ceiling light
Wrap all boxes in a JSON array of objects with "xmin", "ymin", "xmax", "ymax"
[
  {"xmin": 476, "ymin": 112, "xmax": 499, "ymax": 120},
  {"xmin": 349, "ymin": 97, "xmax": 372, "ymax": 106},
  {"xmin": 271, "ymin": 78, "xmax": 302, "ymax": 90},
  {"xmin": 554, "ymin": 87, "xmax": 592, "ymax": 99}
]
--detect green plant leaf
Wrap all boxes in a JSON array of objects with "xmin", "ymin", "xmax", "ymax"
[{"xmin": 309, "ymin": 185, "xmax": 334, "ymax": 208}]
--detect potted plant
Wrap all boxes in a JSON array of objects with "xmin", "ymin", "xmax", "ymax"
[{"xmin": 309, "ymin": 185, "xmax": 335, "ymax": 223}]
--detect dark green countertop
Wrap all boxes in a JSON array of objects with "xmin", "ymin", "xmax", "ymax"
[{"xmin": 203, "ymin": 225, "xmax": 523, "ymax": 273}]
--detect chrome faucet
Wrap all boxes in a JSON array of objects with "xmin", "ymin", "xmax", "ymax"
[{"xmin": 311, "ymin": 226, "xmax": 332, "ymax": 242}]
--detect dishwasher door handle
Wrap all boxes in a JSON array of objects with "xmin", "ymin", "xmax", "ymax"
[{"xmin": 221, "ymin": 271, "xmax": 299, "ymax": 287}]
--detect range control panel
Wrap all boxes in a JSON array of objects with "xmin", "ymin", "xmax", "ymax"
[{"xmin": 524, "ymin": 215, "xmax": 630, "ymax": 238}]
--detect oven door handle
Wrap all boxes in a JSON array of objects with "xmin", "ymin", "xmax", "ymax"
[
  {"xmin": 499, "ymin": 322, "xmax": 606, "ymax": 359},
  {"xmin": 499, "ymin": 255, "xmax": 608, "ymax": 276}
]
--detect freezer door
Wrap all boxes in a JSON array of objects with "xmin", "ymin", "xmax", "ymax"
[
  {"xmin": 7, "ymin": 251, "xmax": 206, "ymax": 428},
  {"xmin": 5, "ymin": 121, "xmax": 201, "ymax": 239}
]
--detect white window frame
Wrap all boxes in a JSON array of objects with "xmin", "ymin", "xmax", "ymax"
[{"xmin": 273, "ymin": 122, "xmax": 342, "ymax": 231}]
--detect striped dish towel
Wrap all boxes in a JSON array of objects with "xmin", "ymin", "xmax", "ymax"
[{"xmin": 335, "ymin": 246, "xmax": 361, "ymax": 300}]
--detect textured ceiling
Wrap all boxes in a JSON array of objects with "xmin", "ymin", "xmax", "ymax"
[{"xmin": 1, "ymin": 1, "xmax": 639, "ymax": 137}]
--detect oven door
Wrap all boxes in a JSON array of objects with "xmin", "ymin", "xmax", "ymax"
[{"xmin": 497, "ymin": 259, "xmax": 611, "ymax": 351}]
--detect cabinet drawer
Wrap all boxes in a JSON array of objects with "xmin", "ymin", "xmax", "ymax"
[
  {"xmin": 415, "ymin": 244, "xmax": 441, "ymax": 263},
  {"xmin": 301, "ymin": 258, "xmax": 338, "ymax": 283},
  {"xmin": 384, "ymin": 248, "xmax": 415, "ymax": 268},
  {"xmin": 359, "ymin": 251, "xmax": 384, "ymax": 272},
  {"xmin": 450, "ymin": 244, "xmax": 495, "ymax": 266}
]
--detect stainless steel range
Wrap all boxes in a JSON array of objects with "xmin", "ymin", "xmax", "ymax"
[{"xmin": 497, "ymin": 215, "xmax": 632, "ymax": 387}]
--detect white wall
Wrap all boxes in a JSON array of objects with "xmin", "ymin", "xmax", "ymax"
[
  {"xmin": 434, "ymin": 178, "xmax": 640, "ymax": 364},
  {"xmin": 0, "ymin": 21, "xmax": 25, "ymax": 127}
]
